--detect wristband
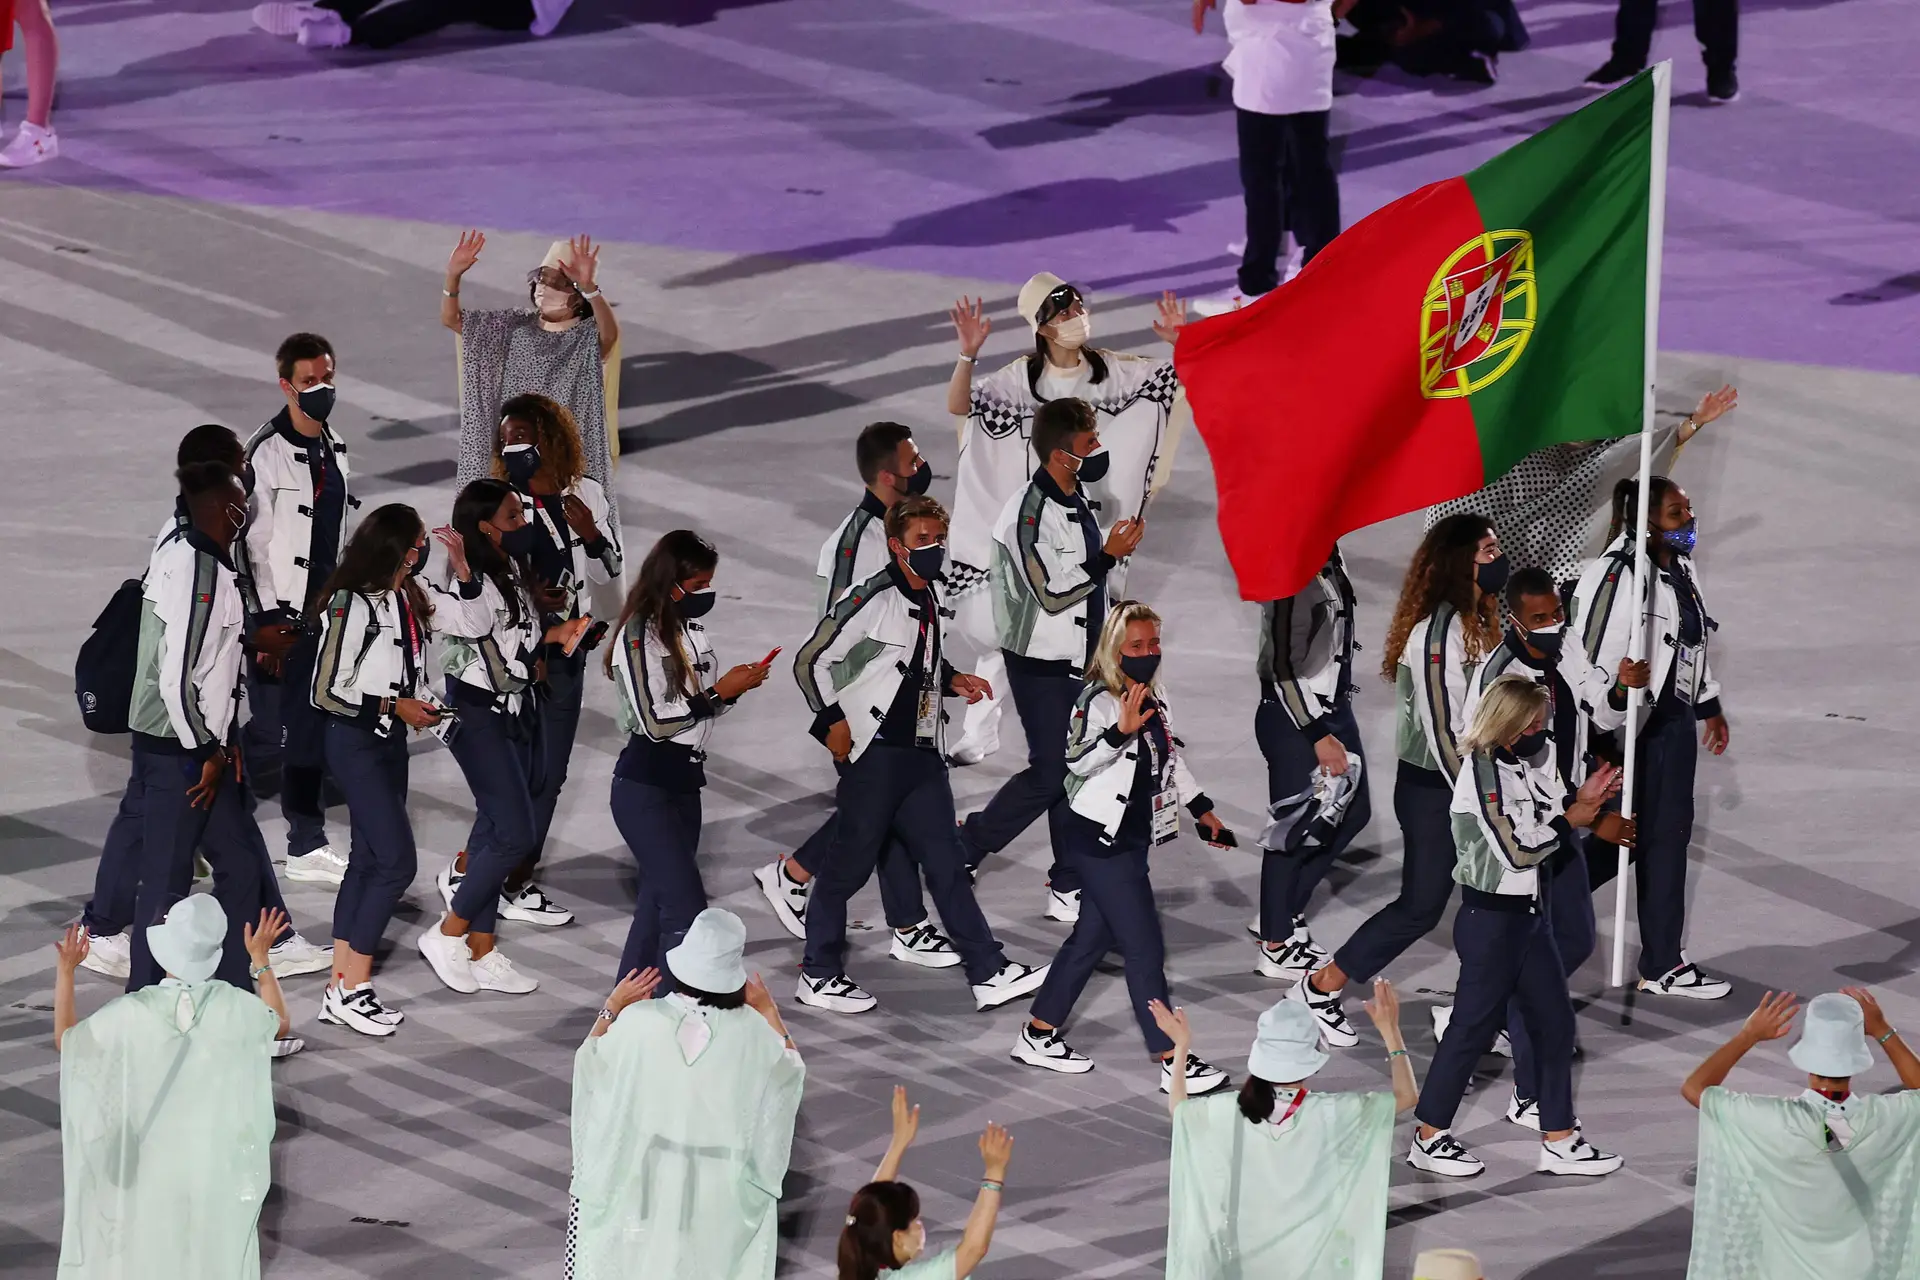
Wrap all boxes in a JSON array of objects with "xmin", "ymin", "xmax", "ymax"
[
  {"xmin": 1880, "ymin": 1029, "xmax": 1898, "ymax": 1045},
  {"xmin": 577, "ymin": 287, "xmax": 602, "ymax": 300},
  {"xmin": 249, "ymin": 963, "xmax": 272, "ymax": 980},
  {"xmin": 1386, "ymin": 1048, "xmax": 1409, "ymax": 1060},
  {"xmin": 956, "ymin": 352, "xmax": 978, "ymax": 364},
  {"xmin": 442, "ymin": 288, "xmax": 459, "ymax": 298},
  {"xmin": 596, "ymin": 1007, "xmax": 615, "ymax": 1023},
  {"xmin": 980, "ymin": 1180, "xmax": 1004, "ymax": 1193}
]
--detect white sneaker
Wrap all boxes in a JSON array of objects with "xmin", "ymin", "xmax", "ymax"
[
  {"xmin": 269, "ymin": 932, "xmax": 331, "ymax": 978},
  {"xmin": 285, "ymin": 845, "xmax": 348, "ymax": 885},
  {"xmin": 1282, "ymin": 245, "xmax": 1306, "ymax": 283},
  {"xmin": 296, "ymin": 8, "xmax": 352, "ymax": 47},
  {"xmin": 417, "ymin": 925, "xmax": 479, "ymax": 994},
  {"xmin": 973, "ymin": 961, "xmax": 1049, "ymax": 1011},
  {"xmin": 1506, "ymin": 1093, "xmax": 1542, "ymax": 1132},
  {"xmin": 1638, "ymin": 961, "xmax": 1732, "ymax": 1000},
  {"xmin": 1160, "ymin": 1051, "xmax": 1230, "ymax": 1096},
  {"xmin": 79, "ymin": 930, "xmax": 131, "ymax": 980},
  {"xmin": 1255, "ymin": 938, "xmax": 1316, "ymax": 980},
  {"xmin": 470, "ymin": 949, "xmax": 539, "ymax": 994},
  {"xmin": 498, "ymin": 883, "xmax": 574, "ymax": 927},
  {"xmin": 1245, "ymin": 915, "xmax": 1263, "ymax": 940},
  {"xmin": 796, "ymin": 972, "xmax": 877, "ymax": 1014},
  {"xmin": 948, "ymin": 722, "xmax": 1001, "ymax": 766},
  {"xmin": 1431, "ymin": 1004, "xmax": 1513, "ymax": 1056},
  {"xmin": 318, "ymin": 983, "xmax": 399, "ymax": 1037},
  {"xmin": 271, "ymin": 1036, "xmax": 306, "ymax": 1059},
  {"xmin": 1043, "ymin": 886, "xmax": 1081, "ymax": 923},
  {"xmin": 194, "ymin": 854, "xmax": 212, "ymax": 882},
  {"xmin": 1227, "ymin": 237, "xmax": 1247, "ymax": 256},
  {"xmin": 1010, "ymin": 1023, "xmax": 1094, "ymax": 1074},
  {"xmin": 754, "ymin": 859, "xmax": 809, "ymax": 940},
  {"xmin": 1289, "ymin": 973, "xmax": 1359, "ymax": 1048},
  {"xmin": 1538, "ymin": 1132, "xmax": 1624, "ymax": 1177},
  {"xmin": 436, "ymin": 858, "xmax": 464, "ymax": 910},
  {"xmin": 1409, "ymin": 1129, "xmax": 1483, "ymax": 1177},
  {"xmin": 1190, "ymin": 291, "xmax": 1268, "ymax": 318},
  {"xmin": 0, "ymin": 123, "xmax": 58, "ymax": 169},
  {"xmin": 889, "ymin": 921, "xmax": 962, "ymax": 969},
  {"xmin": 1291, "ymin": 918, "xmax": 1329, "ymax": 966},
  {"xmin": 251, "ymin": 1, "xmax": 321, "ymax": 35}
]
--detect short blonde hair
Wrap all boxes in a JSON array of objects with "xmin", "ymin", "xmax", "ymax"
[
  {"xmin": 1460, "ymin": 674, "xmax": 1549, "ymax": 754},
  {"xmin": 1090, "ymin": 601, "xmax": 1161, "ymax": 696}
]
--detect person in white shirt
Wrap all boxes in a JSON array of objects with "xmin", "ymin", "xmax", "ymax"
[{"xmin": 1192, "ymin": 0, "xmax": 1345, "ymax": 313}]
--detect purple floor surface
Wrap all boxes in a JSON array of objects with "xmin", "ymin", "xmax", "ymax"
[{"xmin": 5, "ymin": 0, "xmax": 1916, "ymax": 367}]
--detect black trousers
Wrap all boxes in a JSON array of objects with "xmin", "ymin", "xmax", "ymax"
[
  {"xmin": 325, "ymin": 722, "xmax": 416, "ymax": 958},
  {"xmin": 1236, "ymin": 107, "xmax": 1340, "ymax": 295},
  {"xmin": 522, "ymin": 650, "xmax": 585, "ymax": 887},
  {"xmin": 960, "ymin": 654, "xmax": 1079, "ymax": 893},
  {"xmin": 790, "ymin": 772, "xmax": 929, "ymax": 931},
  {"xmin": 610, "ymin": 777, "xmax": 707, "ymax": 987},
  {"xmin": 1589, "ymin": 709, "xmax": 1697, "ymax": 980},
  {"xmin": 1509, "ymin": 840, "xmax": 1595, "ymax": 1100},
  {"xmin": 320, "ymin": 0, "xmax": 535, "ymax": 49},
  {"xmin": 126, "ymin": 741, "xmax": 268, "ymax": 993},
  {"xmin": 242, "ymin": 638, "xmax": 330, "ymax": 858},
  {"xmin": 1610, "ymin": 0, "xmax": 1738, "ymax": 74},
  {"xmin": 803, "ymin": 743, "xmax": 1008, "ymax": 985},
  {"xmin": 445, "ymin": 685, "xmax": 542, "ymax": 934},
  {"xmin": 1330, "ymin": 761, "xmax": 1455, "ymax": 983},
  {"xmin": 1254, "ymin": 700, "xmax": 1372, "ymax": 940}
]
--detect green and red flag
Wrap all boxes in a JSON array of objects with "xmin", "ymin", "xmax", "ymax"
[{"xmin": 1176, "ymin": 67, "xmax": 1668, "ymax": 601}]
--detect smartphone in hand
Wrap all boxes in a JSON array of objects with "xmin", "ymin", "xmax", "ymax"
[{"xmin": 760, "ymin": 646, "xmax": 782, "ymax": 667}]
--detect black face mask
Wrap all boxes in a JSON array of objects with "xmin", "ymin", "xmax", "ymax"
[
  {"xmin": 1475, "ymin": 553, "xmax": 1510, "ymax": 596},
  {"xmin": 407, "ymin": 543, "xmax": 428, "ymax": 577},
  {"xmin": 1118, "ymin": 653, "xmax": 1161, "ymax": 685},
  {"xmin": 1512, "ymin": 729, "xmax": 1549, "ymax": 759},
  {"xmin": 904, "ymin": 543, "xmax": 946, "ymax": 582},
  {"xmin": 1070, "ymin": 446, "xmax": 1111, "ymax": 485},
  {"xmin": 904, "ymin": 462, "xmax": 934, "ymax": 496},
  {"xmin": 498, "ymin": 524, "xmax": 537, "ymax": 559},
  {"xmin": 1522, "ymin": 622, "xmax": 1565, "ymax": 661},
  {"xmin": 296, "ymin": 383, "xmax": 336, "ymax": 424},
  {"xmin": 502, "ymin": 444, "xmax": 541, "ymax": 488},
  {"xmin": 676, "ymin": 587, "xmax": 716, "ymax": 619}
]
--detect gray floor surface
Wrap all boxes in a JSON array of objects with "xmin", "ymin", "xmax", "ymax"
[{"xmin": 1, "ymin": 190, "xmax": 1917, "ymax": 1279}]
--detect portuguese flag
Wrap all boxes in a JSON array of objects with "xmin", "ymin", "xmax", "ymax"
[{"xmin": 1176, "ymin": 66, "xmax": 1670, "ymax": 602}]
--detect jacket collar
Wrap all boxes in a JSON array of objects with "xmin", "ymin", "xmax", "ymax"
[
  {"xmin": 270, "ymin": 405, "xmax": 329, "ymax": 450},
  {"xmin": 183, "ymin": 524, "xmax": 236, "ymax": 571},
  {"xmin": 1502, "ymin": 627, "xmax": 1550, "ymax": 671},
  {"xmin": 1032, "ymin": 465, "xmax": 1082, "ymax": 508},
  {"xmin": 857, "ymin": 489, "xmax": 888, "ymax": 521}
]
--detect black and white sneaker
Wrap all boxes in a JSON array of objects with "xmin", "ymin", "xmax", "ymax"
[
  {"xmin": 972, "ymin": 961, "xmax": 1049, "ymax": 1011},
  {"xmin": 498, "ymin": 883, "xmax": 574, "ymax": 927},
  {"xmin": 1638, "ymin": 961, "xmax": 1731, "ymax": 1001},
  {"xmin": 319, "ymin": 982, "xmax": 401, "ymax": 1037},
  {"xmin": 1010, "ymin": 1023, "xmax": 1094, "ymax": 1074},
  {"xmin": 1291, "ymin": 917, "xmax": 1330, "ymax": 966},
  {"xmin": 1160, "ymin": 1052, "xmax": 1230, "ymax": 1096},
  {"xmin": 795, "ymin": 973, "xmax": 877, "ymax": 1014},
  {"xmin": 1409, "ymin": 1129, "xmax": 1484, "ymax": 1178},
  {"xmin": 1255, "ymin": 938, "xmax": 1316, "ymax": 980},
  {"xmin": 1706, "ymin": 69, "xmax": 1739, "ymax": 104},
  {"xmin": 1584, "ymin": 57, "xmax": 1642, "ymax": 88},
  {"xmin": 436, "ymin": 857, "xmax": 464, "ymax": 911},
  {"xmin": 1043, "ymin": 886, "xmax": 1081, "ymax": 923},
  {"xmin": 1289, "ymin": 973, "xmax": 1359, "ymax": 1048},
  {"xmin": 1506, "ymin": 1093, "xmax": 1542, "ymax": 1132},
  {"xmin": 1245, "ymin": 915, "xmax": 1263, "ymax": 940},
  {"xmin": 889, "ymin": 921, "xmax": 962, "ymax": 969},
  {"xmin": 754, "ymin": 859, "xmax": 809, "ymax": 940},
  {"xmin": 1538, "ymin": 1132, "xmax": 1624, "ymax": 1177}
]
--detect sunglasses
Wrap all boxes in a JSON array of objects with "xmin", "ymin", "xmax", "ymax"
[
  {"xmin": 1035, "ymin": 283, "xmax": 1082, "ymax": 328},
  {"xmin": 527, "ymin": 268, "xmax": 574, "ymax": 291}
]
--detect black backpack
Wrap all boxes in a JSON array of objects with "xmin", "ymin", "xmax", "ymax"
[{"xmin": 76, "ymin": 578, "xmax": 145, "ymax": 734}]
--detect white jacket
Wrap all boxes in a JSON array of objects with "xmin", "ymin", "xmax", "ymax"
[
  {"xmin": 516, "ymin": 476, "xmax": 622, "ymax": 620},
  {"xmin": 243, "ymin": 412, "xmax": 354, "ymax": 616},
  {"xmin": 433, "ymin": 571, "xmax": 542, "ymax": 714},
  {"xmin": 1449, "ymin": 747, "xmax": 1569, "ymax": 899},
  {"xmin": 1063, "ymin": 681, "xmax": 1210, "ymax": 842},
  {"xmin": 794, "ymin": 565, "xmax": 956, "ymax": 763},
  {"xmin": 127, "ymin": 528, "xmax": 249, "ymax": 754},
  {"xmin": 1394, "ymin": 604, "xmax": 1482, "ymax": 784},
  {"xmin": 310, "ymin": 587, "xmax": 429, "ymax": 739},
  {"xmin": 1256, "ymin": 546, "xmax": 1359, "ymax": 737},
  {"xmin": 990, "ymin": 471, "xmax": 1113, "ymax": 667},
  {"xmin": 609, "ymin": 616, "xmax": 727, "ymax": 750},
  {"xmin": 1465, "ymin": 629, "xmax": 1627, "ymax": 787},
  {"xmin": 1222, "ymin": 0, "xmax": 1335, "ymax": 115},
  {"xmin": 814, "ymin": 493, "xmax": 890, "ymax": 615},
  {"xmin": 1572, "ymin": 534, "xmax": 1723, "ymax": 720}
]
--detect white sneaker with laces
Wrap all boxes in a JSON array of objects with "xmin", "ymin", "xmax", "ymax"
[
  {"xmin": 269, "ymin": 932, "xmax": 331, "ymax": 978},
  {"xmin": 1506, "ymin": 1093, "xmax": 1542, "ymax": 1132},
  {"xmin": 0, "ymin": 123, "xmax": 58, "ymax": 169},
  {"xmin": 1431, "ymin": 1003, "xmax": 1513, "ymax": 1055},
  {"xmin": 1290, "ymin": 973, "xmax": 1359, "ymax": 1048},
  {"xmin": 251, "ymin": 1, "xmax": 321, "ymax": 35},
  {"xmin": 271, "ymin": 1036, "xmax": 306, "ymax": 1059},
  {"xmin": 796, "ymin": 972, "xmax": 877, "ymax": 1014},
  {"xmin": 1637, "ymin": 961, "xmax": 1732, "ymax": 1000},
  {"xmin": 471, "ymin": 949, "xmax": 539, "ymax": 994},
  {"xmin": 285, "ymin": 845, "xmax": 349, "ymax": 885},
  {"xmin": 296, "ymin": 9, "xmax": 352, "ymax": 47},
  {"xmin": 79, "ymin": 929, "xmax": 132, "ymax": 980},
  {"xmin": 1010, "ymin": 1023, "xmax": 1094, "ymax": 1074},
  {"xmin": 1043, "ymin": 886, "xmax": 1081, "ymax": 923},
  {"xmin": 498, "ymin": 883, "xmax": 574, "ymax": 927},
  {"xmin": 417, "ymin": 925, "xmax": 480, "ymax": 993},
  {"xmin": 973, "ymin": 961, "xmax": 1049, "ymax": 1011},
  {"xmin": 319, "ymin": 982, "xmax": 399, "ymax": 1037},
  {"xmin": 1409, "ymin": 1129, "xmax": 1483, "ymax": 1177},
  {"xmin": 1538, "ymin": 1132, "xmax": 1624, "ymax": 1176},
  {"xmin": 889, "ymin": 921, "xmax": 962, "ymax": 969},
  {"xmin": 754, "ymin": 859, "xmax": 809, "ymax": 940},
  {"xmin": 1160, "ymin": 1051, "xmax": 1230, "ymax": 1095},
  {"xmin": 437, "ymin": 858, "xmax": 464, "ymax": 910}
]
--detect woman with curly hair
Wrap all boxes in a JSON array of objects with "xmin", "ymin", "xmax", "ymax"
[{"xmin": 1289, "ymin": 513, "xmax": 1506, "ymax": 1049}]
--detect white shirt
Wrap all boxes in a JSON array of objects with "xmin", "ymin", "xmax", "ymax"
[{"xmin": 1223, "ymin": 0, "xmax": 1336, "ymax": 116}]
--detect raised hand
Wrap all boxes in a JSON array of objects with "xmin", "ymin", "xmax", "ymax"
[
  {"xmin": 1841, "ymin": 987, "xmax": 1893, "ymax": 1041},
  {"xmin": 1152, "ymin": 290, "xmax": 1188, "ymax": 344},
  {"xmin": 447, "ymin": 229, "xmax": 486, "ymax": 279},
  {"xmin": 1116, "ymin": 681, "xmax": 1158, "ymax": 735},
  {"xmin": 54, "ymin": 922, "xmax": 90, "ymax": 973},
  {"xmin": 1742, "ymin": 990, "xmax": 1800, "ymax": 1043},
  {"xmin": 561, "ymin": 494, "xmax": 600, "ymax": 541},
  {"xmin": 561, "ymin": 235, "xmax": 600, "ymax": 292},
  {"xmin": 1694, "ymin": 384, "xmax": 1738, "ymax": 427},
  {"xmin": 979, "ymin": 1121, "xmax": 1013, "ymax": 1181},
  {"xmin": 609, "ymin": 967, "xmax": 662, "ymax": 1012},
  {"xmin": 1147, "ymin": 998, "xmax": 1192, "ymax": 1051},
  {"xmin": 890, "ymin": 1084, "xmax": 921, "ymax": 1150},
  {"xmin": 1361, "ymin": 977, "xmax": 1401, "ymax": 1035},
  {"xmin": 432, "ymin": 526, "xmax": 469, "ymax": 581},
  {"xmin": 243, "ymin": 907, "xmax": 289, "ymax": 970},
  {"xmin": 950, "ymin": 296, "xmax": 992, "ymax": 358}
]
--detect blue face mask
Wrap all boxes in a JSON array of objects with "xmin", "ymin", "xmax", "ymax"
[{"xmin": 1660, "ymin": 518, "xmax": 1698, "ymax": 555}]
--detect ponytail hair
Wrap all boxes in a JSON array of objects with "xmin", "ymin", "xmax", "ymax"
[
  {"xmin": 1238, "ymin": 1075, "xmax": 1278, "ymax": 1124},
  {"xmin": 838, "ymin": 1181, "xmax": 919, "ymax": 1280},
  {"xmin": 1605, "ymin": 474, "xmax": 1676, "ymax": 545}
]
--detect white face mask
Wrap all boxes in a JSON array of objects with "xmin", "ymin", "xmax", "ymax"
[
  {"xmin": 1049, "ymin": 313, "xmax": 1092, "ymax": 349},
  {"xmin": 535, "ymin": 283, "xmax": 574, "ymax": 315}
]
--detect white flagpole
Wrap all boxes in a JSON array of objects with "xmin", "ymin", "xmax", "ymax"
[{"xmin": 1612, "ymin": 60, "xmax": 1672, "ymax": 989}]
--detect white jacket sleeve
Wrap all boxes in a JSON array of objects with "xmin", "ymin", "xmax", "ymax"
[
  {"xmin": 576, "ymin": 478, "xmax": 622, "ymax": 585},
  {"xmin": 793, "ymin": 581, "xmax": 884, "ymax": 724},
  {"xmin": 310, "ymin": 590, "xmax": 375, "ymax": 720},
  {"xmin": 1560, "ymin": 640, "xmax": 1628, "ymax": 733},
  {"xmin": 243, "ymin": 453, "xmax": 281, "ymax": 617},
  {"xmin": 1014, "ymin": 498, "xmax": 1106, "ymax": 616},
  {"xmin": 153, "ymin": 552, "xmax": 221, "ymax": 752},
  {"xmin": 1065, "ymin": 687, "xmax": 1128, "ymax": 779}
]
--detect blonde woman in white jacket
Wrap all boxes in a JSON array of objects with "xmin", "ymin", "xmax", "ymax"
[{"xmin": 1011, "ymin": 601, "xmax": 1237, "ymax": 1094}]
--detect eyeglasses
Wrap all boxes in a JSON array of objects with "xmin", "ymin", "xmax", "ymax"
[
  {"xmin": 526, "ymin": 268, "xmax": 574, "ymax": 291},
  {"xmin": 1035, "ymin": 284, "xmax": 1082, "ymax": 328}
]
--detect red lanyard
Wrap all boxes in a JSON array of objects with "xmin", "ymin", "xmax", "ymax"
[
  {"xmin": 400, "ymin": 595, "xmax": 422, "ymax": 663},
  {"xmin": 1275, "ymin": 1086, "xmax": 1309, "ymax": 1127}
]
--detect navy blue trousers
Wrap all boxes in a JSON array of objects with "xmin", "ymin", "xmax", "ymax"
[
  {"xmin": 523, "ymin": 651, "xmax": 584, "ymax": 885},
  {"xmin": 804, "ymin": 743, "xmax": 1007, "ymax": 984},
  {"xmin": 1589, "ymin": 709, "xmax": 1697, "ymax": 980},
  {"xmin": 790, "ymin": 758, "xmax": 928, "ymax": 930},
  {"xmin": 1255, "ymin": 700, "xmax": 1373, "ymax": 940},
  {"xmin": 126, "ymin": 741, "xmax": 268, "ymax": 993},
  {"xmin": 1509, "ymin": 840, "xmax": 1596, "ymax": 1100},
  {"xmin": 1331, "ymin": 761, "xmax": 1455, "ymax": 983},
  {"xmin": 611, "ymin": 777, "xmax": 707, "ymax": 987},
  {"xmin": 325, "ymin": 722, "xmax": 417, "ymax": 957},
  {"xmin": 445, "ymin": 685, "xmax": 540, "ymax": 934},
  {"xmin": 242, "ymin": 636, "xmax": 330, "ymax": 858},
  {"xmin": 960, "ymin": 654, "xmax": 1079, "ymax": 893}
]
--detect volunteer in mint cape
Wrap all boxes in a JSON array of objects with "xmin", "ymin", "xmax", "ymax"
[
  {"xmin": 53, "ymin": 901, "xmax": 290, "ymax": 1280},
  {"xmin": 1154, "ymin": 983, "xmax": 1416, "ymax": 1280},
  {"xmin": 1682, "ymin": 988, "xmax": 1920, "ymax": 1280},
  {"xmin": 567, "ymin": 910, "xmax": 803, "ymax": 1280}
]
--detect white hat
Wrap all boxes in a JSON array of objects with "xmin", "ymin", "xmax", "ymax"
[
  {"xmin": 1247, "ymin": 998, "xmax": 1329, "ymax": 1082},
  {"xmin": 665, "ymin": 909, "xmax": 749, "ymax": 994},
  {"xmin": 1789, "ymin": 992, "xmax": 1874, "ymax": 1078},
  {"xmin": 1016, "ymin": 271, "xmax": 1074, "ymax": 331},
  {"xmin": 146, "ymin": 894, "xmax": 228, "ymax": 984},
  {"xmin": 538, "ymin": 240, "xmax": 570, "ymax": 271},
  {"xmin": 1414, "ymin": 1248, "xmax": 1484, "ymax": 1280}
]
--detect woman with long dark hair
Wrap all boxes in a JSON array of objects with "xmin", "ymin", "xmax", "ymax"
[
  {"xmin": 1292, "ymin": 513, "xmax": 1506, "ymax": 1047},
  {"xmin": 837, "ymin": 1086, "xmax": 1011, "ymax": 1280},
  {"xmin": 308, "ymin": 504, "xmax": 442, "ymax": 1036},
  {"xmin": 417, "ymin": 478, "xmax": 588, "ymax": 997},
  {"xmin": 605, "ymin": 530, "xmax": 773, "ymax": 986}
]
